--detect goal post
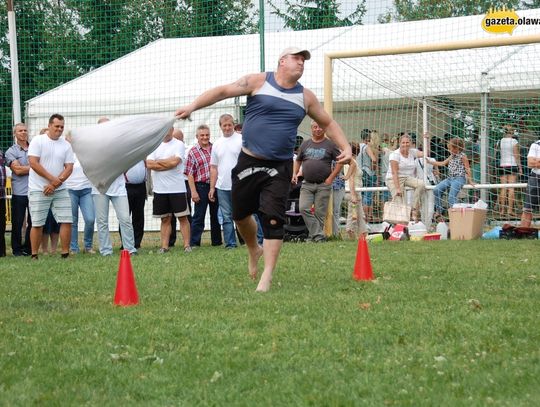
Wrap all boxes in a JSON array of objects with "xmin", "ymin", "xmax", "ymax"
[{"xmin": 323, "ymin": 33, "xmax": 540, "ymax": 228}]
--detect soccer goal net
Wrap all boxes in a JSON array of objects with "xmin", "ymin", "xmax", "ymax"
[{"xmin": 325, "ymin": 34, "xmax": 540, "ymax": 226}]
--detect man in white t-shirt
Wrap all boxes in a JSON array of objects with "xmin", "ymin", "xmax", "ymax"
[
  {"xmin": 520, "ymin": 140, "xmax": 540, "ymax": 227},
  {"xmin": 28, "ymin": 114, "xmax": 74, "ymax": 259},
  {"xmin": 147, "ymin": 127, "xmax": 191, "ymax": 253},
  {"xmin": 209, "ymin": 114, "xmax": 242, "ymax": 249}
]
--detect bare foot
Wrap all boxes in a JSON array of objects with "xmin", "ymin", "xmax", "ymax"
[
  {"xmin": 256, "ymin": 276, "xmax": 271, "ymax": 292},
  {"xmin": 248, "ymin": 245, "xmax": 263, "ymax": 280}
]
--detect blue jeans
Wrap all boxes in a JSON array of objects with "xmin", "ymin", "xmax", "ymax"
[
  {"xmin": 69, "ymin": 188, "xmax": 95, "ymax": 252},
  {"xmin": 433, "ymin": 176, "xmax": 466, "ymax": 214},
  {"xmin": 362, "ymin": 172, "xmax": 376, "ymax": 206},
  {"xmin": 190, "ymin": 182, "xmax": 222, "ymax": 246},
  {"xmin": 93, "ymin": 194, "xmax": 136, "ymax": 255},
  {"xmin": 217, "ymin": 189, "xmax": 236, "ymax": 248}
]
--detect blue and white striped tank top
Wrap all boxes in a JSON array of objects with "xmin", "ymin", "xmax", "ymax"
[{"xmin": 242, "ymin": 72, "xmax": 306, "ymax": 161}]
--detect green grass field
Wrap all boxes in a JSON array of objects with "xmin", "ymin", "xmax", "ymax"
[{"xmin": 1, "ymin": 239, "xmax": 539, "ymax": 406}]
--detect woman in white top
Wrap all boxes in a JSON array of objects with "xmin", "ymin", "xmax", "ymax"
[
  {"xmin": 385, "ymin": 134, "xmax": 426, "ymax": 221},
  {"xmin": 496, "ymin": 125, "xmax": 522, "ymax": 217}
]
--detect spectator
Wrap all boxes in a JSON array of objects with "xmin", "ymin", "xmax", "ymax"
[
  {"xmin": 357, "ymin": 128, "xmax": 377, "ymax": 222},
  {"xmin": 331, "ymin": 161, "xmax": 346, "ymax": 237},
  {"xmin": 209, "ymin": 114, "xmax": 242, "ymax": 249},
  {"xmin": 345, "ymin": 142, "xmax": 368, "ymax": 239},
  {"xmin": 0, "ymin": 147, "xmax": 6, "ymax": 257},
  {"xmin": 147, "ymin": 127, "xmax": 191, "ymax": 253},
  {"xmin": 378, "ymin": 134, "xmax": 397, "ymax": 217},
  {"xmin": 293, "ymin": 121, "xmax": 342, "ymax": 242},
  {"xmin": 185, "ymin": 124, "xmax": 222, "ymax": 247},
  {"xmin": 520, "ymin": 139, "xmax": 540, "ymax": 227},
  {"xmin": 5, "ymin": 123, "xmax": 32, "ymax": 256},
  {"xmin": 124, "ymin": 160, "xmax": 147, "ymax": 249},
  {"xmin": 430, "ymin": 137, "xmax": 473, "ymax": 219},
  {"xmin": 28, "ymin": 114, "xmax": 74, "ymax": 259},
  {"xmin": 169, "ymin": 129, "xmax": 192, "ymax": 247},
  {"xmin": 385, "ymin": 133, "xmax": 425, "ymax": 222},
  {"xmin": 495, "ymin": 124, "xmax": 522, "ymax": 217},
  {"xmin": 415, "ymin": 146, "xmax": 439, "ymax": 225},
  {"xmin": 65, "ymin": 153, "xmax": 96, "ymax": 254},
  {"xmin": 92, "ymin": 118, "xmax": 137, "ymax": 256}
]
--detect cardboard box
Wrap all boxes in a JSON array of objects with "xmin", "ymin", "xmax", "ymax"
[{"xmin": 449, "ymin": 208, "xmax": 487, "ymax": 240}]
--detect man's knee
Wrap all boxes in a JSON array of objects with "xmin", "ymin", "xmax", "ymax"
[{"xmin": 261, "ymin": 213, "xmax": 284, "ymax": 239}]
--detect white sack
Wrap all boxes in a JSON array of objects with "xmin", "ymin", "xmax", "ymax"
[{"xmin": 71, "ymin": 115, "xmax": 175, "ymax": 193}]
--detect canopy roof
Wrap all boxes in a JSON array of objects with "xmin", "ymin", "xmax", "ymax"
[{"xmin": 26, "ymin": 9, "xmax": 540, "ymax": 136}]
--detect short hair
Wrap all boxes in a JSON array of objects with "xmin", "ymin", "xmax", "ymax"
[
  {"xmin": 219, "ymin": 114, "xmax": 234, "ymax": 125},
  {"xmin": 196, "ymin": 124, "xmax": 210, "ymax": 134},
  {"xmin": 49, "ymin": 113, "xmax": 64, "ymax": 124},
  {"xmin": 12, "ymin": 122, "xmax": 26, "ymax": 134},
  {"xmin": 360, "ymin": 128, "xmax": 371, "ymax": 141},
  {"xmin": 399, "ymin": 133, "xmax": 411, "ymax": 143},
  {"xmin": 234, "ymin": 123, "xmax": 242, "ymax": 132}
]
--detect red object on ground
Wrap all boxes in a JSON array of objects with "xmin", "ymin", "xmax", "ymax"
[
  {"xmin": 353, "ymin": 237, "xmax": 374, "ymax": 281},
  {"xmin": 114, "ymin": 250, "xmax": 139, "ymax": 306}
]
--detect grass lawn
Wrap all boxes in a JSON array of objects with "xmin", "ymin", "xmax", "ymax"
[{"xmin": 0, "ymin": 239, "xmax": 538, "ymax": 406}]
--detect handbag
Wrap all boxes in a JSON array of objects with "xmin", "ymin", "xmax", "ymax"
[{"xmin": 383, "ymin": 200, "xmax": 411, "ymax": 224}]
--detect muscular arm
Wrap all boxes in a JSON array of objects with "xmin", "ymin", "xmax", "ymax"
[
  {"xmin": 292, "ymin": 159, "xmax": 302, "ymax": 184},
  {"xmin": 304, "ymin": 89, "xmax": 352, "ymax": 164},
  {"xmin": 209, "ymin": 165, "xmax": 218, "ymax": 202},
  {"xmin": 29, "ymin": 156, "xmax": 73, "ymax": 195},
  {"xmin": 325, "ymin": 162, "xmax": 343, "ymax": 185},
  {"xmin": 187, "ymin": 174, "xmax": 199, "ymax": 203},
  {"xmin": 175, "ymin": 73, "xmax": 265, "ymax": 119},
  {"xmin": 29, "ymin": 156, "xmax": 60, "ymax": 185},
  {"xmin": 146, "ymin": 156, "xmax": 181, "ymax": 171},
  {"xmin": 528, "ymin": 155, "xmax": 540, "ymax": 169},
  {"xmin": 9, "ymin": 159, "xmax": 30, "ymax": 176}
]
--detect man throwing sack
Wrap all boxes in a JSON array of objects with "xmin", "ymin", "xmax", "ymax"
[{"xmin": 175, "ymin": 47, "xmax": 351, "ymax": 292}]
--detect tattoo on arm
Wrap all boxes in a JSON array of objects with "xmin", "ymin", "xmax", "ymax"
[{"xmin": 235, "ymin": 76, "xmax": 249, "ymax": 89}]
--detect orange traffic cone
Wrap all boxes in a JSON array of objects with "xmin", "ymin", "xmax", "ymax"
[
  {"xmin": 353, "ymin": 237, "xmax": 374, "ymax": 281},
  {"xmin": 114, "ymin": 250, "xmax": 139, "ymax": 306}
]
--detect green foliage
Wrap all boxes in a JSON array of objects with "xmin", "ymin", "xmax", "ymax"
[
  {"xmin": 0, "ymin": 0, "xmax": 258, "ymax": 149},
  {"xmin": 269, "ymin": 0, "xmax": 366, "ymax": 30},
  {"xmin": 378, "ymin": 0, "xmax": 522, "ymax": 23},
  {"xmin": 0, "ymin": 240, "xmax": 539, "ymax": 405}
]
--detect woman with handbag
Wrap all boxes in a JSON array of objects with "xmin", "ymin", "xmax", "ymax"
[{"xmin": 385, "ymin": 133, "xmax": 425, "ymax": 222}]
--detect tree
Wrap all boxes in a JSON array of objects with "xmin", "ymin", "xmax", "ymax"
[
  {"xmin": 269, "ymin": 0, "xmax": 366, "ymax": 30},
  {"xmin": 378, "ymin": 0, "xmax": 522, "ymax": 23},
  {"xmin": 0, "ymin": 0, "xmax": 258, "ymax": 146}
]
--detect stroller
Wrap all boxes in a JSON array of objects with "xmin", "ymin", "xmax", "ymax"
[{"xmin": 283, "ymin": 177, "xmax": 309, "ymax": 242}]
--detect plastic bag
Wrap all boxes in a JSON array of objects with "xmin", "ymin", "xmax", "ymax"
[{"xmin": 71, "ymin": 115, "xmax": 175, "ymax": 193}]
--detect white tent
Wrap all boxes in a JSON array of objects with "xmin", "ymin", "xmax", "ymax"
[{"xmin": 26, "ymin": 9, "xmax": 540, "ymax": 144}]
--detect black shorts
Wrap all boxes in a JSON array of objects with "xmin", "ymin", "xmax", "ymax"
[
  {"xmin": 152, "ymin": 192, "xmax": 189, "ymax": 217},
  {"xmin": 523, "ymin": 172, "xmax": 540, "ymax": 212},
  {"xmin": 498, "ymin": 166, "xmax": 520, "ymax": 176},
  {"xmin": 231, "ymin": 151, "xmax": 292, "ymax": 223}
]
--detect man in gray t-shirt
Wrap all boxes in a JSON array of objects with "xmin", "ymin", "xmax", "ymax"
[{"xmin": 292, "ymin": 121, "xmax": 342, "ymax": 242}]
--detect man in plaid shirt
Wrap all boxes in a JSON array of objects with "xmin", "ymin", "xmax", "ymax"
[{"xmin": 184, "ymin": 125, "xmax": 222, "ymax": 247}]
